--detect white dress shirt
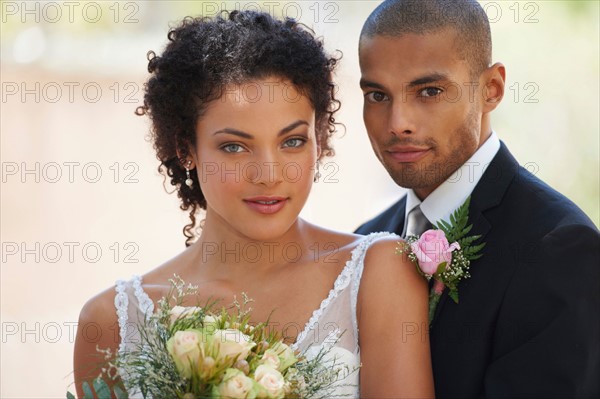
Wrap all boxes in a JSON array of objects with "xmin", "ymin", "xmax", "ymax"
[{"xmin": 403, "ymin": 131, "xmax": 501, "ymax": 230}]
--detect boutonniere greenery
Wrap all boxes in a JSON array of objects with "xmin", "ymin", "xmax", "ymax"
[{"xmin": 397, "ymin": 197, "xmax": 485, "ymax": 323}]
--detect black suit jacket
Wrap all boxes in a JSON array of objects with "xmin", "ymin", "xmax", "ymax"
[{"xmin": 356, "ymin": 143, "xmax": 600, "ymax": 398}]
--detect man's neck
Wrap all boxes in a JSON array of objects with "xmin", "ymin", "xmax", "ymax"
[
  {"xmin": 406, "ymin": 131, "xmax": 501, "ymax": 225},
  {"xmin": 415, "ymin": 126, "xmax": 494, "ymax": 201}
]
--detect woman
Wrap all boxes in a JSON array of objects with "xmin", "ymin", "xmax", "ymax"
[{"xmin": 74, "ymin": 10, "xmax": 433, "ymax": 398}]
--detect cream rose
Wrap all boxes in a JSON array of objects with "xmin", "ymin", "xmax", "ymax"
[
  {"xmin": 166, "ymin": 329, "xmax": 203, "ymax": 378},
  {"xmin": 254, "ymin": 365, "xmax": 285, "ymax": 399},
  {"xmin": 216, "ymin": 368, "xmax": 255, "ymax": 399},
  {"xmin": 212, "ymin": 329, "xmax": 256, "ymax": 364},
  {"xmin": 271, "ymin": 342, "xmax": 297, "ymax": 371},
  {"xmin": 259, "ymin": 349, "xmax": 281, "ymax": 370}
]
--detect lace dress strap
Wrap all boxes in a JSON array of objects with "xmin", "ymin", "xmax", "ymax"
[
  {"xmin": 114, "ymin": 275, "xmax": 154, "ymax": 354},
  {"xmin": 292, "ymin": 231, "xmax": 399, "ymax": 351},
  {"xmin": 350, "ymin": 232, "xmax": 399, "ymax": 347},
  {"xmin": 114, "ymin": 279, "xmax": 130, "ymax": 353}
]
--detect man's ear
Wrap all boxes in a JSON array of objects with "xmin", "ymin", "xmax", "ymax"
[{"xmin": 482, "ymin": 62, "xmax": 506, "ymax": 113}]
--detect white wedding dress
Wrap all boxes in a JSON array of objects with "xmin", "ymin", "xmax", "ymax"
[{"xmin": 115, "ymin": 232, "xmax": 397, "ymax": 398}]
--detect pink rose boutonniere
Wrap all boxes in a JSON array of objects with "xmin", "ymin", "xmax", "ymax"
[{"xmin": 397, "ymin": 197, "xmax": 485, "ymax": 324}]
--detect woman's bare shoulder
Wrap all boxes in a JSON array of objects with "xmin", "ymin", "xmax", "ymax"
[
  {"xmin": 75, "ymin": 285, "xmax": 122, "ymax": 378},
  {"xmin": 78, "ymin": 284, "xmax": 120, "ymax": 328},
  {"xmin": 362, "ymin": 236, "xmax": 423, "ymax": 288}
]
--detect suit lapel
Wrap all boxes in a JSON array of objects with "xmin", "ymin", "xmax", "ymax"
[
  {"xmin": 388, "ymin": 195, "xmax": 408, "ymax": 235},
  {"xmin": 430, "ymin": 142, "xmax": 519, "ymax": 327}
]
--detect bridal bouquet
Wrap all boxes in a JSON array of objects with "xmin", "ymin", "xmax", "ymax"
[
  {"xmin": 69, "ymin": 276, "xmax": 353, "ymax": 399},
  {"xmin": 397, "ymin": 197, "xmax": 485, "ymax": 323}
]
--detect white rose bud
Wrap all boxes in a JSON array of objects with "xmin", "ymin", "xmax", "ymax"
[
  {"xmin": 202, "ymin": 314, "xmax": 219, "ymax": 334},
  {"xmin": 203, "ymin": 356, "xmax": 216, "ymax": 369},
  {"xmin": 234, "ymin": 359, "xmax": 250, "ymax": 375},
  {"xmin": 212, "ymin": 329, "xmax": 256, "ymax": 364},
  {"xmin": 168, "ymin": 306, "xmax": 201, "ymax": 325},
  {"xmin": 216, "ymin": 368, "xmax": 255, "ymax": 399},
  {"xmin": 199, "ymin": 356, "xmax": 217, "ymax": 379}
]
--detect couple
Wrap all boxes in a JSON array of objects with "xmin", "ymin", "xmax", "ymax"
[{"xmin": 74, "ymin": 1, "xmax": 599, "ymax": 398}]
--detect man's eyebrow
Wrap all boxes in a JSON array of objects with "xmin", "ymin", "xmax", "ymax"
[
  {"xmin": 407, "ymin": 73, "xmax": 449, "ymax": 88},
  {"xmin": 359, "ymin": 78, "xmax": 386, "ymax": 90},
  {"xmin": 360, "ymin": 73, "xmax": 450, "ymax": 90}
]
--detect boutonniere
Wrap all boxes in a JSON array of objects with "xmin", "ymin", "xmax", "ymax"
[{"xmin": 397, "ymin": 197, "xmax": 485, "ymax": 324}]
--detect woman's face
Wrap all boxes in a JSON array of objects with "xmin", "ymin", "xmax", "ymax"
[{"xmin": 192, "ymin": 77, "xmax": 319, "ymax": 241}]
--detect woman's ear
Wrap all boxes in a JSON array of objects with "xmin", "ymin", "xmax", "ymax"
[
  {"xmin": 176, "ymin": 147, "xmax": 196, "ymax": 170},
  {"xmin": 482, "ymin": 62, "xmax": 506, "ymax": 113},
  {"xmin": 182, "ymin": 158, "xmax": 195, "ymax": 170}
]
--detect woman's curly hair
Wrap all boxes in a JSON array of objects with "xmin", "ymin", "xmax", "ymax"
[{"xmin": 136, "ymin": 10, "xmax": 341, "ymax": 246}]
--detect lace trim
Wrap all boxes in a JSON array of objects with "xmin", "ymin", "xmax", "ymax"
[
  {"xmin": 114, "ymin": 279, "xmax": 129, "ymax": 354},
  {"xmin": 350, "ymin": 232, "xmax": 399, "ymax": 349},
  {"xmin": 291, "ymin": 232, "xmax": 394, "ymax": 351},
  {"xmin": 114, "ymin": 275, "xmax": 155, "ymax": 354},
  {"xmin": 131, "ymin": 275, "xmax": 155, "ymax": 316}
]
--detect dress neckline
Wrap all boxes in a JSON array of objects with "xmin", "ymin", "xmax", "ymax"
[
  {"xmin": 290, "ymin": 234, "xmax": 380, "ymax": 349},
  {"xmin": 123, "ymin": 232, "xmax": 393, "ymax": 350}
]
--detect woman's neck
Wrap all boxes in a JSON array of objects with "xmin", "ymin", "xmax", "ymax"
[{"xmin": 192, "ymin": 213, "xmax": 312, "ymax": 276}]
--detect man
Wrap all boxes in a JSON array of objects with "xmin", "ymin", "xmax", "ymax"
[{"xmin": 355, "ymin": 1, "xmax": 599, "ymax": 398}]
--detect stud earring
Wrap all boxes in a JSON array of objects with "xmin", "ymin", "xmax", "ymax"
[
  {"xmin": 185, "ymin": 161, "xmax": 193, "ymax": 188},
  {"xmin": 313, "ymin": 162, "xmax": 321, "ymax": 183}
]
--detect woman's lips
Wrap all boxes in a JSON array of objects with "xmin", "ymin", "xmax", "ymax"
[
  {"xmin": 386, "ymin": 146, "xmax": 431, "ymax": 162},
  {"xmin": 243, "ymin": 197, "xmax": 288, "ymax": 214}
]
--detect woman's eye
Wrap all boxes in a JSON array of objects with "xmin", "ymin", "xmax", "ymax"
[
  {"xmin": 365, "ymin": 91, "xmax": 389, "ymax": 103},
  {"xmin": 419, "ymin": 87, "xmax": 443, "ymax": 97},
  {"xmin": 221, "ymin": 143, "xmax": 245, "ymax": 153},
  {"xmin": 282, "ymin": 138, "xmax": 306, "ymax": 148}
]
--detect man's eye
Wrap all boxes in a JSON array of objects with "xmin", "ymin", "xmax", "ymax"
[
  {"xmin": 282, "ymin": 138, "xmax": 306, "ymax": 148},
  {"xmin": 221, "ymin": 143, "xmax": 245, "ymax": 153},
  {"xmin": 419, "ymin": 87, "xmax": 443, "ymax": 97},
  {"xmin": 365, "ymin": 91, "xmax": 389, "ymax": 103}
]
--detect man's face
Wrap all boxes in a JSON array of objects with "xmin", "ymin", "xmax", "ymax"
[{"xmin": 359, "ymin": 29, "xmax": 488, "ymax": 199}]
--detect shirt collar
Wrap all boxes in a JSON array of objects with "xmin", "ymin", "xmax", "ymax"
[{"xmin": 404, "ymin": 131, "xmax": 501, "ymax": 227}]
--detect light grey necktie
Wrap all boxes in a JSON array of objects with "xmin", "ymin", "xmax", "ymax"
[{"xmin": 404, "ymin": 205, "xmax": 431, "ymax": 238}]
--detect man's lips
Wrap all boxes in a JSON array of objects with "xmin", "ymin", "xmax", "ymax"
[
  {"xmin": 243, "ymin": 196, "xmax": 288, "ymax": 214},
  {"xmin": 385, "ymin": 146, "xmax": 431, "ymax": 162}
]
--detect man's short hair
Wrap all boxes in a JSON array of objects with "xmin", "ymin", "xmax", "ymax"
[{"xmin": 360, "ymin": 0, "xmax": 492, "ymax": 77}]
